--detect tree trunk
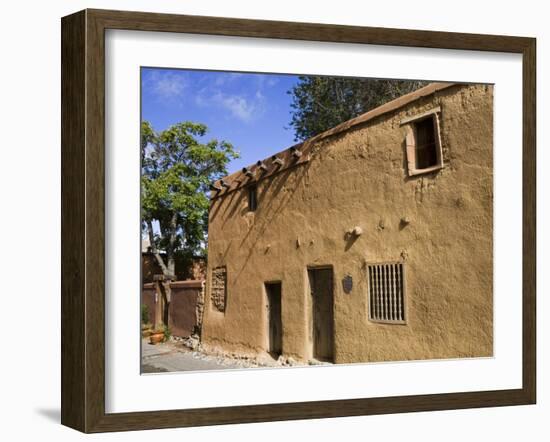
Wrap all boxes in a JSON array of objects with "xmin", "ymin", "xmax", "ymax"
[
  {"xmin": 155, "ymin": 212, "xmax": 179, "ymax": 328},
  {"xmin": 167, "ymin": 212, "xmax": 178, "ymax": 277},
  {"xmin": 146, "ymin": 219, "xmax": 169, "ymax": 275},
  {"xmin": 158, "ymin": 281, "xmax": 171, "ymax": 327},
  {"xmin": 146, "ymin": 219, "xmax": 173, "ymax": 328}
]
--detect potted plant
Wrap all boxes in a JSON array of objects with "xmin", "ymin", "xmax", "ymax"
[
  {"xmin": 149, "ymin": 326, "xmax": 165, "ymax": 344},
  {"xmin": 149, "ymin": 325, "xmax": 171, "ymax": 345}
]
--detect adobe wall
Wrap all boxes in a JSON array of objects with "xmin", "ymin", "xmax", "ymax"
[{"xmin": 202, "ymin": 83, "xmax": 493, "ymax": 363}]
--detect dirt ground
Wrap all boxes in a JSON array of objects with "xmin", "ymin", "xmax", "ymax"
[{"xmin": 141, "ymin": 338, "xmax": 328, "ymax": 373}]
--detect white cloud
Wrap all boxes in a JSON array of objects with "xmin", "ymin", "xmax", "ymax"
[
  {"xmin": 213, "ymin": 72, "xmax": 244, "ymax": 86},
  {"xmin": 257, "ymin": 75, "xmax": 279, "ymax": 88},
  {"xmin": 144, "ymin": 70, "xmax": 186, "ymax": 100},
  {"xmin": 189, "ymin": 72, "xmax": 283, "ymax": 122},
  {"xmin": 215, "ymin": 93, "xmax": 257, "ymax": 122},
  {"xmin": 196, "ymin": 89, "xmax": 265, "ymax": 123}
]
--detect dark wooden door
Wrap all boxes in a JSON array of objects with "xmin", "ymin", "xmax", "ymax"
[
  {"xmin": 265, "ymin": 282, "xmax": 282, "ymax": 356},
  {"xmin": 308, "ymin": 268, "xmax": 334, "ymax": 362}
]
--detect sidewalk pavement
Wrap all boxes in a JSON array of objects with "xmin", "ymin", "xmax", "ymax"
[{"xmin": 141, "ymin": 339, "xmax": 246, "ymax": 373}]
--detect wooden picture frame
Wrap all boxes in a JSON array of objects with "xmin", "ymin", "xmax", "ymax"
[{"xmin": 61, "ymin": 8, "xmax": 536, "ymax": 433}]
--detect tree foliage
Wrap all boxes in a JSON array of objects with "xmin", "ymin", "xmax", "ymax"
[
  {"xmin": 141, "ymin": 121, "xmax": 239, "ymax": 277},
  {"xmin": 288, "ymin": 77, "xmax": 428, "ymax": 141}
]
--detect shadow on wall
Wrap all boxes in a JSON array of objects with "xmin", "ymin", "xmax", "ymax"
[
  {"xmin": 343, "ymin": 230, "xmax": 360, "ymax": 251},
  {"xmin": 235, "ymin": 161, "xmax": 313, "ymax": 281},
  {"xmin": 208, "ymin": 157, "xmax": 312, "ymax": 262}
]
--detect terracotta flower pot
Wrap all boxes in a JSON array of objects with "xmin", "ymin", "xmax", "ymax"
[{"xmin": 149, "ymin": 332, "xmax": 164, "ymax": 345}]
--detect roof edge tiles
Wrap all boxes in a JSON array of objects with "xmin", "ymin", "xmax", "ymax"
[{"xmin": 210, "ymin": 82, "xmax": 458, "ymax": 199}]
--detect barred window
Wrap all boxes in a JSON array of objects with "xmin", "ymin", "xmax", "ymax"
[{"xmin": 367, "ymin": 262, "xmax": 406, "ymax": 323}]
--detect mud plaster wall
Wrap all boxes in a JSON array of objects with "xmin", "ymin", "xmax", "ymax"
[{"xmin": 202, "ymin": 84, "xmax": 493, "ymax": 363}]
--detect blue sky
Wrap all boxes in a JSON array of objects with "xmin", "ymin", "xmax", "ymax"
[{"xmin": 141, "ymin": 68, "xmax": 301, "ymax": 174}]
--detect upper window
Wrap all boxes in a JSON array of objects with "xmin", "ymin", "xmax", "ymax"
[
  {"xmin": 401, "ymin": 107, "xmax": 444, "ymax": 176},
  {"xmin": 247, "ymin": 185, "xmax": 257, "ymax": 211}
]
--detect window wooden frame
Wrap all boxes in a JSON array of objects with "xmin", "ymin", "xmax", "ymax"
[
  {"xmin": 402, "ymin": 107, "xmax": 444, "ymax": 176},
  {"xmin": 61, "ymin": 8, "xmax": 536, "ymax": 433}
]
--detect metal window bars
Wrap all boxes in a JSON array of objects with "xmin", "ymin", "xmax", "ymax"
[{"xmin": 367, "ymin": 262, "xmax": 406, "ymax": 323}]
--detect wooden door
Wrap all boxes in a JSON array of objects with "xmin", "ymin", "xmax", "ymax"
[
  {"xmin": 265, "ymin": 282, "xmax": 282, "ymax": 356},
  {"xmin": 308, "ymin": 268, "xmax": 334, "ymax": 361}
]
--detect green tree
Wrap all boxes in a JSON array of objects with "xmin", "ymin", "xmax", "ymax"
[
  {"xmin": 288, "ymin": 77, "xmax": 428, "ymax": 141},
  {"xmin": 141, "ymin": 121, "xmax": 239, "ymax": 324}
]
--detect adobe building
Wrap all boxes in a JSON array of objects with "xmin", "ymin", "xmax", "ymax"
[{"xmin": 201, "ymin": 82, "xmax": 493, "ymax": 364}]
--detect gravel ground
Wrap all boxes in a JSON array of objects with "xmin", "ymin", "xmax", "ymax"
[
  {"xmin": 141, "ymin": 337, "xmax": 332, "ymax": 374},
  {"xmin": 141, "ymin": 338, "xmax": 269, "ymax": 373}
]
